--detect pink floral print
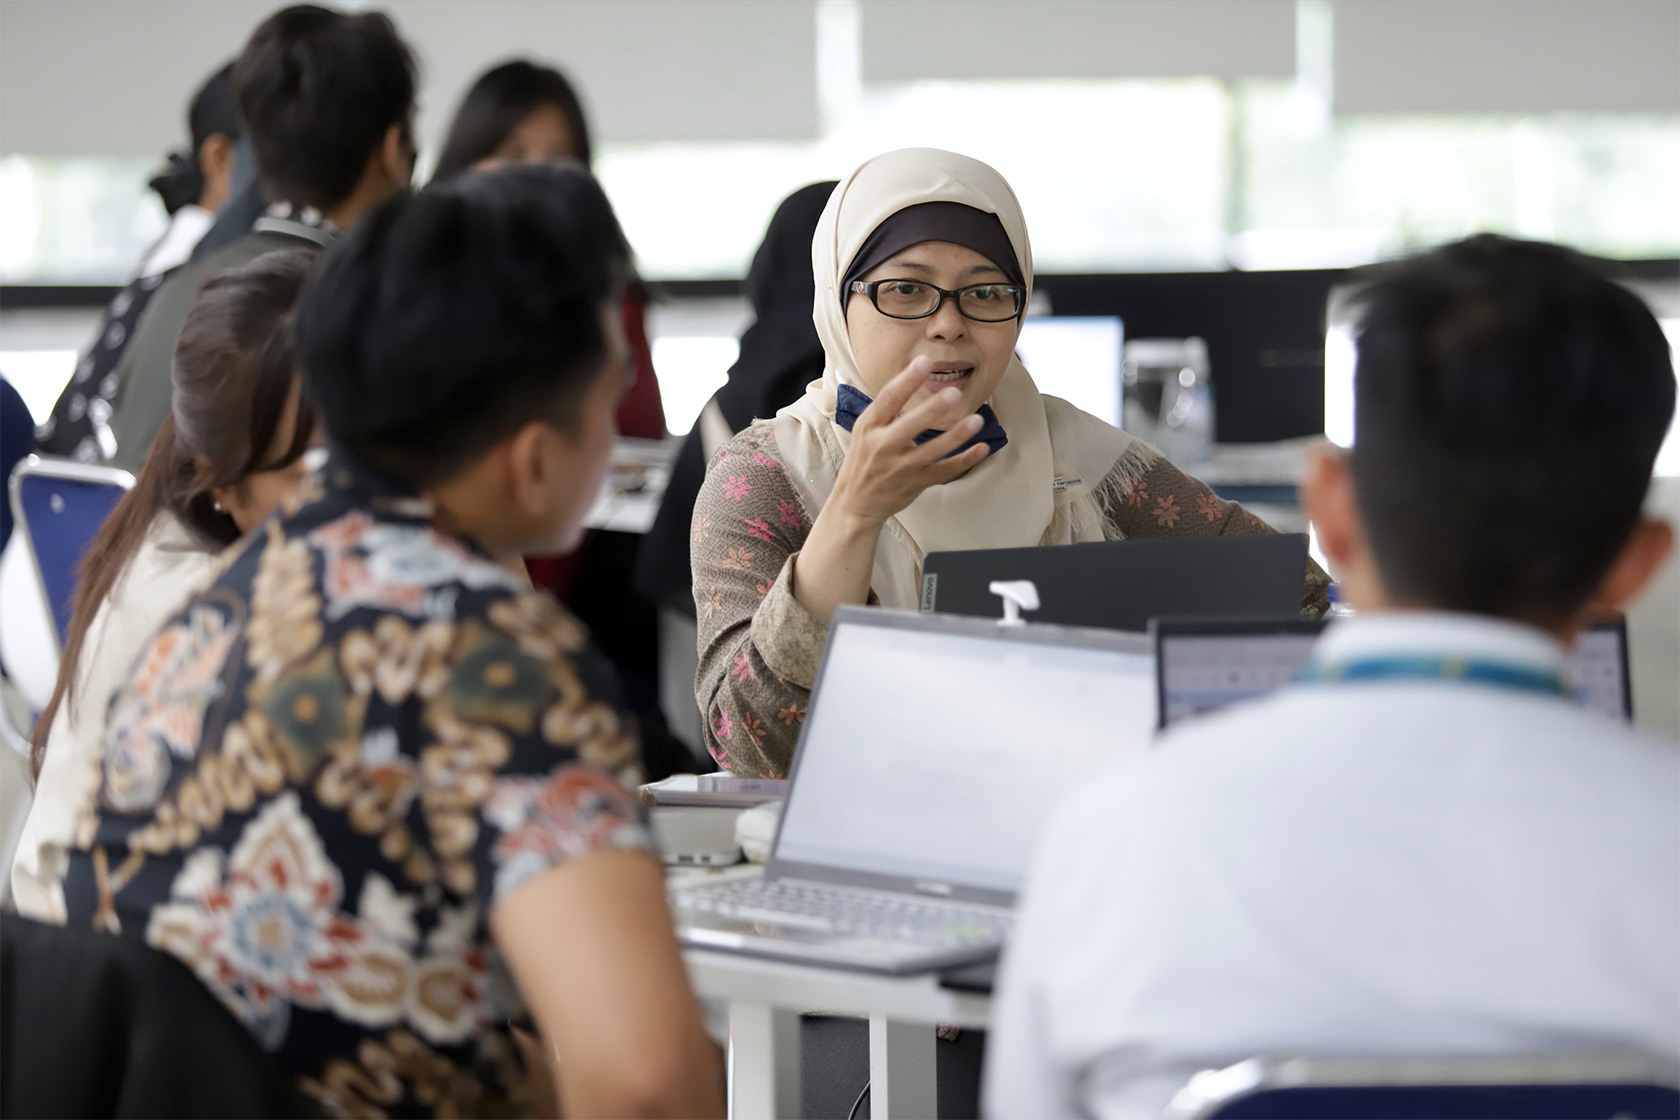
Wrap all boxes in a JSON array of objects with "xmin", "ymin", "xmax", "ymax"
[{"xmin": 731, "ymin": 652, "xmax": 755, "ymax": 682}]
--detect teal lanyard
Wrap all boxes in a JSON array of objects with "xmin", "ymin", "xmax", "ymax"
[{"xmin": 1299, "ymin": 656, "xmax": 1567, "ymax": 698}]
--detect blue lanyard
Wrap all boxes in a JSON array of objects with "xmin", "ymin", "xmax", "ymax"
[{"xmin": 1299, "ymin": 656, "xmax": 1567, "ymax": 697}]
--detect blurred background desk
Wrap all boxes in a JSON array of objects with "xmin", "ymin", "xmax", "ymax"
[{"xmin": 583, "ymin": 436, "xmax": 677, "ymax": 534}]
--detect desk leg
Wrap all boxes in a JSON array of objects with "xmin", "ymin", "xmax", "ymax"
[
  {"xmin": 728, "ymin": 1002, "xmax": 801, "ymax": 1119},
  {"xmin": 868, "ymin": 1017, "xmax": 937, "ymax": 1119}
]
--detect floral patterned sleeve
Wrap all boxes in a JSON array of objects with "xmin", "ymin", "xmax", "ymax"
[
  {"xmin": 691, "ymin": 424, "xmax": 827, "ymax": 778},
  {"xmin": 462, "ymin": 591, "xmax": 656, "ymax": 912},
  {"xmin": 1095, "ymin": 452, "xmax": 1331, "ymax": 616}
]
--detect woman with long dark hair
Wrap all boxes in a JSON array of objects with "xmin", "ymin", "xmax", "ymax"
[
  {"xmin": 432, "ymin": 60, "xmax": 699, "ymax": 778},
  {"xmin": 12, "ymin": 249, "xmax": 318, "ymax": 921},
  {"xmin": 433, "ymin": 59, "xmax": 592, "ymax": 176},
  {"xmin": 432, "ymin": 59, "xmax": 663, "ymax": 439}
]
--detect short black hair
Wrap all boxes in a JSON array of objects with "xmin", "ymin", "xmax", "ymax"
[
  {"xmin": 1351, "ymin": 233, "xmax": 1675, "ymax": 626},
  {"xmin": 294, "ymin": 162, "xmax": 632, "ymax": 488},
  {"xmin": 190, "ymin": 62, "xmax": 241, "ymax": 152},
  {"xmin": 432, "ymin": 59, "xmax": 593, "ymax": 181},
  {"xmin": 232, "ymin": 4, "xmax": 417, "ymax": 211}
]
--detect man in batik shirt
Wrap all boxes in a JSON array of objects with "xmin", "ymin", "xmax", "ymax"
[{"xmin": 58, "ymin": 165, "xmax": 723, "ymax": 1118}]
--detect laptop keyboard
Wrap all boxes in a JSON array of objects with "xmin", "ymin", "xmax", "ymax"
[{"xmin": 673, "ymin": 877, "xmax": 1011, "ymax": 948}]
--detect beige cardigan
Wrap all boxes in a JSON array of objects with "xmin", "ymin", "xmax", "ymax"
[{"xmin": 11, "ymin": 513, "xmax": 217, "ymax": 921}]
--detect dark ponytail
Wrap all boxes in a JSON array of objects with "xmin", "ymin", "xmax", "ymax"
[{"xmin": 148, "ymin": 151, "xmax": 205, "ymax": 217}]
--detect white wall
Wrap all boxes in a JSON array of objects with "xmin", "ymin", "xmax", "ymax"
[
  {"xmin": 385, "ymin": 0, "xmax": 818, "ymax": 151},
  {"xmin": 1334, "ymin": 0, "xmax": 1680, "ymax": 114},
  {"xmin": 0, "ymin": 0, "xmax": 820, "ymax": 160},
  {"xmin": 3, "ymin": 0, "xmax": 1677, "ymax": 162},
  {"xmin": 1, "ymin": 1, "xmax": 277, "ymax": 157},
  {"xmin": 861, "ymin": 0, "xmax": 1296, "ymax": 82}
]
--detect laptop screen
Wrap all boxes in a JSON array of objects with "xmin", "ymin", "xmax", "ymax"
[
  {"xmin": 773, "ymin": 612, "xmax": 1156, "ymax": 902},
  {"xmin": 1156, "ymin": 617, "xmax": 1632, "ymax": 729}
]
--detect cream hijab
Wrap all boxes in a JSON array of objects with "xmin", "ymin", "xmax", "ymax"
[{"xmin": 772, "ymin": 148, "xmax": 1145, "ymax": 611}]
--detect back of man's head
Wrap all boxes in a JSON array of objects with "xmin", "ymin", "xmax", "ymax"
[
  {"xmin": 232, "ymin": 4, "xmax": 416, "ymax": 211},
  {"xmin": 293, "ymin": 162, "xmax": 632, "ymax": 488},
  {"xmin": 1351, "ymin": 233, "xmax": 1675, "ymax": 627}
]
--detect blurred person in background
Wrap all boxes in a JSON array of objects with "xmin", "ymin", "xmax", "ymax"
[
  {"xmin": 432, "ymin": 58, "xmax": 665, "ymax": 441},
  {"xmin": 35, "ymin": 62, "xmax": 241, "ymax": 462},
  {"xmin": 433, "ymin": 59, "xmax": 691, "ymax": 779},
  {"xmin": 106, "ymin": 3, "xmax": 417, "ymax": 471},
  {"xmin": 635, "ymin": 180, "xmax": 837, "ymax": 615},
  {"xmin": 12, "ymin": 249, "xmax": 319, "ymax": 924}
]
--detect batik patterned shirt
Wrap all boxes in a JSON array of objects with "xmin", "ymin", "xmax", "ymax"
[
  {"xmin": 691, "ymin": 421, "xmax": 1330, "ymax": 778},
  {"xmin": 59, "ymin": 455, "xmax": 651, "ymax": 1118}
]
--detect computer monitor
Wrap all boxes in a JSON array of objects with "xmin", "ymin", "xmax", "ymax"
[
  {"xmin": 1153, "ymin": 615, "xmax": 1633, "ymax": 730},
  {"xmin": 771, "ymin": 608, "xmax": 1155, "ymax": 905},
  {"xmin": 1567, "ymin": 618, "xmax": 1634, "ymax": 720},
  {"xmin": 1014, "ymin": 315, "xmax": 1124, "ymax": 427}
]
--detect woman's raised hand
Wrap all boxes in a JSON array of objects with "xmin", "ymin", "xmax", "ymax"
[
  {"xmin": 828, "ymin": 356, "xmax": 992, "ymax": 528},
  {"xmin": 789, "ymin": 357, "xmax": 992, "ymax": 625}
]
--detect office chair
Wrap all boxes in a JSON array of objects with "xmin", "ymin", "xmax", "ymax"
[
  {"xmin": 1, "ymin": 914, "xmax": 307, "ymax": 1117},
  {"xmin": 1163, "ymin": 1054, "xmax": 1680, "ymax": 1119},
  {"xmin": 7, "ymin": 455, "xmax": 134, "ymax": 650}
]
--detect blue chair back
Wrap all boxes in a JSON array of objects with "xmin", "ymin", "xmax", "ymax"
[
  {"xmin": 1208, "ymin": 1083, "xmax": 1678, "ymax": 1118},
  {"xmin": 7, "ymin": 456, "xmax": 133, "ymax": 648},
  {"xmin": 1169, "ymin": 1056, "xmax": 1680, "ymax": 1120}
]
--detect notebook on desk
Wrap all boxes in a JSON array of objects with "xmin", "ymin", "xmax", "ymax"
[
  {"xmin": 1152, "ymin": 614, "xmax": 1634, "ymax": 729},
  {"xmin": 670, "ymin": 606, "xmax": 1155, "ymax": 973},
  {"xmin": 919, "ymin": 533, "xmax": 1311, "ymax": 631}
]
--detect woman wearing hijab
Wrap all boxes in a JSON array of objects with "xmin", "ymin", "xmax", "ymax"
[
  {"xmin": 692, "ymin": 148, "xmax": 1328, "ymax": 778},
  {"xmin": 635, "ymin": 180, "xmax": 838, "ymax": 615}
]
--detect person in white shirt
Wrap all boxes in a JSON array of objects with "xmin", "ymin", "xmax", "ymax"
[
  {"xmin": 986, "ymin": 233, "xmax": 1679, "ymax": 1120},
  {"xmin": 11, "ymin": 248, "xmax": 319, "ymax": 921}
]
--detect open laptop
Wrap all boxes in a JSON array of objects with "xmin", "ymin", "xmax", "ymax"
[
  {"xmin": 670, "ymin": 606, "xmax": 1155, "ymax": 973},
  {"xmin": 1152, "ymin": 615, "xmax": 1634, "ymax": 729},
  {"xmin": 919, "ymin": 533, "xmax": 1310, "ymax": 631}
]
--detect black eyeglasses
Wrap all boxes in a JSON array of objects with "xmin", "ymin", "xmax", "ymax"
[{"xmin": 849, "ymin": 279, "xmax": 1027, "ymax": 323}]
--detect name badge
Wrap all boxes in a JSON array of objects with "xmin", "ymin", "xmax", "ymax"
[{"xmin": 1052, "ymin": 474, "xmax": 1082, "ymax": 493}]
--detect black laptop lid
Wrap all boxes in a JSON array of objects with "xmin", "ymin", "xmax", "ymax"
[{"xmin": 920, "ymin": 533, "xmax": 1310, "ymax": 632}]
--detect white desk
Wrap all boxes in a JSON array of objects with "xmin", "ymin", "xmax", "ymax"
[
  {"xmin": 658, "ymin": 807, "xmax": 994, "ymax": 1119},
  {"xmin": 684, "ymin": 946, "xmax": 992, "ymax": 1120}
]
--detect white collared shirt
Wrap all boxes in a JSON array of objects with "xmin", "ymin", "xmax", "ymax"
[
  {"xmin": 135, "ymin": 203, "xmax": 214, "ymax": 278},
  {"xmin": 985, "ymin": 612, "xmax": 1680, "ymax": 1120}
]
